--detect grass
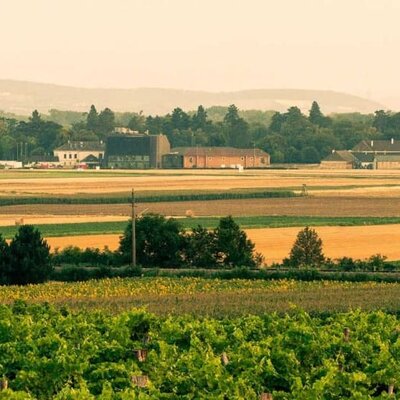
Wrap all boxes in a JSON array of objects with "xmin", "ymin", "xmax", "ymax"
[
  {"xmin": 1, "ymin": 277, "xmax": 400, "ymax": 316},
  {"xmin": 2, "ymin": 215, "xmax": 400, "ymax": 239}
]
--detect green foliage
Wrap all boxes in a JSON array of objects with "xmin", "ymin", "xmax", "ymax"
[
  {"xmin": 0, "ymin": 233, "xmax": 10, "ymax": 284},
  {"xmin": 6, "ymin": 225, "xmax": 53, "ymax": 285},
  {"xmin": 118, "ymin": 214, "xmax": 261, "ymax": 269},
  {"xmin": 119, "ymin": 214, "xmax": 185, "ymax": 267},
  {"xmin": 215, "ymin": 216, "xmax": 261, "ymax": 268},
  {"xmin": 185, "ymin": 225, "xmax": 218, "ymax": 268},
  {"xmin": 285, "ymin": 226, "xmax": 325, "ymax": 267},
  {"xmin": 2, "ymin": 304, "xmax": 400, "ymax": 398}
]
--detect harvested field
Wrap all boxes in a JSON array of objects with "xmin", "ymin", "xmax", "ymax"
[
  {"xmin": 3, "ymin": 169, "xmax": 400, "ymax": 196},
  {"xmin": 45, "ymin": 224, "xmax": 400, "ymax": 264},
  {"xmin": 0, "ymin": 214, "xmax": 127, "ymax": 226},
  {"xmin": 4, "ymin": 196, "xmax": 400, "ymax": 218},
  {"xmin": 47, "ymin": 234, "xmax": 121, "ymax": 251}
]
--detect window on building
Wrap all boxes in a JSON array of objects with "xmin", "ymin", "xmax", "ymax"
[
  {"xmin": 189, "ymin": 157, "xmax": 193, "ymax": 163},
  {"xmin": 241, "ymin": 157, "xmax": 244, "ymax": 161},
  {"xmin": 74, "ymin": 154, "xmax": 78, "ymax": 159},
  {"xmin": 69, "ymin": 154, "xmax": 72, "ymax": 159},
  {"xmin": 64, "ymin": 154, "xmax": 67, "ymax": 159}
]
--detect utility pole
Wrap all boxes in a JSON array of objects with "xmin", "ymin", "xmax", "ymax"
[{"xmin": 131, "ymin": 188, "xmax": 136, "ymax": 267}]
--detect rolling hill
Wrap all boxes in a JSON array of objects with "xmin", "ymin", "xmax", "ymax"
[{"xmin": 0, "ymin": 80, "xmax": 384, "ymax": 115}]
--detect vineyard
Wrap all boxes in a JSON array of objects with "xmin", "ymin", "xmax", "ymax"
[
  {"xmin": 1, "ymin": 278, "xmax": 400, "ymax": 316},
  {"xmin": 1, "ymin": 302, "xmax": 400, "ymax": 399}
]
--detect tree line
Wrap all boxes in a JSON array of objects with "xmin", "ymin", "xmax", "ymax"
[
  {"xmin": 0, "ymin": 218, "xmax": 396, "ymax": 286},
  {"xmin": 0, "ymin": 215, "xmax": 262, "ymax": 285},
  {"xmin": 2, "ymin": 102, "xmax": 400, "ymax": 163}
]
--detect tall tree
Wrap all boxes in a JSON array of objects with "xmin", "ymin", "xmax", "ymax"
[
  {"xmin": 223, "ymin": 105, "xmax": 250, "ymax": 147},
  {"xmin": 86, "ymin": 105, "xmax": 99, "ymax": 132},
  {"xmin": 214, "ymin": 216, "xmax": 261, "ymax": 268},
  {"xmin": 192, "ymin": 105, "xmax": 208, "ymax": 131},
  {"xmin": 309, "ymin": 101, "xmax": 330, "ymax": 127},
  {"xmin": 285, "ymin": 226, "xmax": 325, "ymax": 267},
  {"xmin": 98, "ymin": 108, "xmax": 115, "ymax": 137},
  {"xmin": 119, "ymin": 214, "xmax": 185, "ymax": 267},
  {"xmin": 0, "ymin": 234, "xmax": 9, "ymax": 284},
  {"xmin": 7, "ymin": 225, "xmax": 53, "ymax": 285}
]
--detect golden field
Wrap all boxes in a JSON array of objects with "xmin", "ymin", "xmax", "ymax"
[{"xmin": 44, "ymin": 224, "xmax": 400, "ymax": 264}]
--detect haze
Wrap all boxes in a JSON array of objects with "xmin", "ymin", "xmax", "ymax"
[{"xmin": 1, "ymin": 0, "xmax": 400, "ymax": 107}]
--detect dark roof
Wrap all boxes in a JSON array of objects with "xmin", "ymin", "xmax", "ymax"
[
  {"xmin": 170, "ymin": 147, "xmax": 269, "ymax": 157},
  {"xmin": 322, "ymin": 150, "xmax": 356, "ymax": 163},
  {"xmin": 352, "ymin": 152, "xmax": 375, "ymax": 163},
  {"xmin": 55, "ymin": 141, "xmax": 105, "ymax": 151},
  {"xmin": 81, "ymin": 154, "xmax": 100, "ymax": 163},
  {"xmin": 352, "ymin": 140, "xmax": 400, "ymax": 152}
]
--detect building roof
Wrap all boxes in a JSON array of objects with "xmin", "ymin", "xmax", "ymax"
[
  {"xmin": 322, "ymin": 150, "xmax": 356, "ymax": 163},
  {"xmin": 352, "ymin": 140, "xmax": 400, "ymax": 153},
  {"xmin": 81, "ymin": 154, "xmax": 100, "ymax": 163},
  {"xmin": 55, "ymin": 141, "xmax": 105, "ymax": 152},
  {"xmin": 170, "ymin": 147, "xmax": 269, "ymax": 157},
  {"xmin": 352, "ymin": 152, "xmax": 375, "ymax": 163}
]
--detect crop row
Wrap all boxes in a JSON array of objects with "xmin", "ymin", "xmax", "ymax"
[{"xmin": 0, "ymin": 190, "xmax": 296, "ymax": 207}]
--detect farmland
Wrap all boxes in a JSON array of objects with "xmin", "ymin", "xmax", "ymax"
[
  {"xmin": 2, "ymin": 277, "xmax": 400, "ymax": 315},
  {"xmin": 3, "ymin": 168, "xmax": 400, "ymax": 398},
  {"xmin": 2, "ymin": 168, "xmax": 400, "ymax": 263}
]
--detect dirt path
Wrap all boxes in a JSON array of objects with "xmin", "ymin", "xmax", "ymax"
[{"xmin": 45, "ymin": 224, "xmax": 400, "ymax": 264}]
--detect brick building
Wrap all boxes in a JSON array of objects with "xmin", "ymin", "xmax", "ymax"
[{"xmin": 162, "ymin": 147, "xmax": 270, "ymax": 169}]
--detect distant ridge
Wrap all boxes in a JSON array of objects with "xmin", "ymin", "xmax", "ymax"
[{"xmin": 0, "ymin": 79, "xmax": 384, "ymax": 115}]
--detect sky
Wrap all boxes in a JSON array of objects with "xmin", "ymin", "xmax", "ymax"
[{"xmin": 1, "ymin": 0, "xmax": 400, "ymax": 105}]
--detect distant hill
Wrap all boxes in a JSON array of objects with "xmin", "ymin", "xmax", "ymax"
[{"xmin": 0, "ymin": 80, "xmax": 384, "ymax": 115}]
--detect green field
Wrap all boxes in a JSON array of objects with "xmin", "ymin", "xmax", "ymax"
[{"xmin": 1, "ymin": 215, "xmax": 400, "ymax": 239}]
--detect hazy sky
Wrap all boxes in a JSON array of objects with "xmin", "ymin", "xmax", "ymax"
[{"xmin": 1, "ymin": 0, "xmax": 400, "ymax": 103}]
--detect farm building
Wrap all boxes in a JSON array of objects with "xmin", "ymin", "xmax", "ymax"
[
  {"xmin": 320, "ymin": 150, "xmax": 357, "ymax": 169},
  {"xmin": 375, "ymin": 155, "xmax": 400, "ymax": 169},
  {"xmin": 54, "ymin": 141, "xmax": 105, "ymax": 168},
  {"xmin": 321, "ymin": 139, "xmax": 400, "ymax": 169},
  {"xmin": 162, "ymin": 147, "xmax": 270, "ymax": 169},
  {"xmin": 105, "ymin": 133, "xmax": 170, "ymax": 169},
  {"xmin": 352, "ymin": 139, "xmax": 400, "ymax": 154}
]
